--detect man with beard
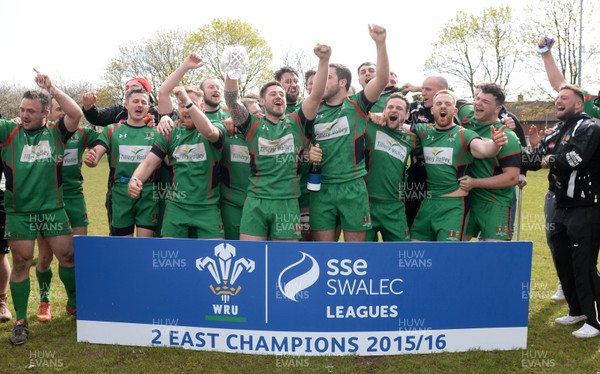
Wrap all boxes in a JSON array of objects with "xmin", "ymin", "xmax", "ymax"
[
  {"xmin": 225, "ymin": 44, "xmax": 331, "ymax": 241},
  {"xmin": 542, "ymin": 85, "xmax": 600, "ymax": 338},
  {"xmin": 538, "ymin": 37, "xmax": 599, "ymax": 119},
  {"xmin": 275, "ymin": 66, "xmax": 311, "ymax": 239},
  {"xmin": 3, "ymin": 70, "xmax": 82, "ymax": 344},
  {"xmin": 275, "ymin": 66, "xmax": 302, "ymax": 115},
  {"xmin": 364, "ymin": 93, "xmax": 415, "ymax": 241},
  {"xmin": 410, "ymin": 90, "xmax": 508, "ymax": 241},
  {"xmin": 307, "ymin": 24, "xmax": 389, "ymax": 242},
  {"xmin": 402, "ymin": 76, "xmax": 473, "ymax": 229}
]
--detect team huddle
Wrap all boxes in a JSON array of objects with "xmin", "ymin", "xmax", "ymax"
[{"xmin": 1, "ymin": 26, "xmax": 600, "ymax": 345}]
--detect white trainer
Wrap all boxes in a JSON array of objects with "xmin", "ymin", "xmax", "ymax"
[
  {"xmin": 555, "ymin": 314, "xmax": 587, "ymax": 325},
  {"xmin": 572, "ymin": 323, "xmax": 600, "ymax": 338},
  {"xmin": 551, "ymin": 283, "xmax": 565, "ymax": 301}
]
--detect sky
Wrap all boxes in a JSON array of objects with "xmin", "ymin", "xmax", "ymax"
[{"xmin": 0, "ymin": 0, "xmax": 544, "ymax": 100}]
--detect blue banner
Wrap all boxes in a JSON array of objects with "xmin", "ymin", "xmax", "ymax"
[{"xmin": 75, "ymin": 237, "xmax": 532, "ymax": 355}]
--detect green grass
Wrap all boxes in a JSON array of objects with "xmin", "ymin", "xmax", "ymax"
[{"xmin": 2, "ymin": 163, "xmax": 600, "ymax": 373}]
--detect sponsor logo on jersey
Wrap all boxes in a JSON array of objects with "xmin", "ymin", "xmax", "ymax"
[
  {"xmin": 172, "ymin": 143, "xmax": 207, "ymax": 162},
  {"xmin": 63, "ymin": 149, "xmax": 79, "ymax": 166},
  {"xmin": 230, "ymin": 144, "xmax": 250, "ymax": 164},
  {"xmin": 374, "ymin": 131, "xmax": 408, "ymax": 161},
  {"xmin": 314, "ymin": 117, "xmax": 350, "ymax": 141},
  {"xmin": 118, "ymin": 145, "xmax": 151, "ymax": 163},
  {"xmin": 423, "ymin": 147, "xmax": 453, "ymax": 165},
  {"xmin": 258, "ymin": 134, "xmax": 295, "ymax": 156},
  {"xmin": 20, "ymin": 141, "xmax": 52, "ymax": 162}
]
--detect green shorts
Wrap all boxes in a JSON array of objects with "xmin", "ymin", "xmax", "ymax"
[
  {"xmin": 64, "ymin": 196, "xmax": 89, "ymax": 228},
  {"xmin": 366, "ymin": 199, "xmax": 410, "ymax": 242},
  {"xmin": 5, "ymin": 208, "xmax": 73, "ymax": 240},
  {"xmin": 310, "ymin": 179, "xmax": 371, "ymax": 231},
  {"xmin": 161, "ymin": 201, "xmax": 224, "ymax": 239},
  {"xmin": 411, "ymin": 196, "xmax": 468, "ymax": 241},
  {"xmin": 299, "ymin": 188, "xmax": 310, "ymax": 209},
  {"xmin": 110, "ymin": 184, "xmax": 159, "ymax": 232},
  {"xmin": 221, "ymin": 203, "xmax": 243, "ymax": 240},
  {"xmin": 155, "ymin": 196, "xmax": 166, "ymax": 237},
  {"xmin": 240, "ymin": 196, "xmax": 301, "ymax": 239},
  {"xmin": 465, "ymin": 199, "xmax": 512, "ymax": 240}
]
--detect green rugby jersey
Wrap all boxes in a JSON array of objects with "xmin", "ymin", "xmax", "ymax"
[
  {"xmin": 0, "ymin": 119, "xmax": 73, "ymax": 213},
  {"xmin": 415, "ymin": 123, "xmax": 480, "ymax": 198},
  {"xmin": 152, "ymin": 121, "xmax": 224, "ymax": 206},
  {"xmin": 462, "ymin": 119, "xmax": 522, "ymax": 206},
  {"xmin": 308, "ymin": 92, "xmax": 372, "ymax": 184},
  {"xmin": 365, "ymin": 122, "xmax": 416, "ymax": 200},
  {"xmin": 205, "ymin": 106, "xmax": 230, "ymax": 124},
  {"xmin": 62, "ymin": 126, "xmax": 98, "ymax": 198},
  {"xmin": 286, "ymin": 101, "xmax": 303, "ymax": 115},
  {"xmin": 239, "ymin": 111, "xmax": 308, "ymax": 199},
  {"xmin": 221, "ymin": 132, "xmax": 250, "ymax": 207},
  {"xmin": 97, "ymin": 122, "xmax": 158, "ymax": 184}
]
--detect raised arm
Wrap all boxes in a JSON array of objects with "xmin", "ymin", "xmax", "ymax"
[
  {"xmin": 158, "ymin": 52, "xmax": 205, "ymax": 114},
  {"xmin": 34, "ymin": 69, "xmax": 82, "ymax": 132},
  {"xmin": 363, "ymin": 24, "xmax": 389, "ymax": 103},
  {"xmin": 539, "ymin": 37, "xmax": 566, "ymax": 92},
  {"xmin": 301, "ymin": 44, "xmax": 331, "ymax": 120},
  {"xmin": 224, "ymin": 75, "xmax": 250, "ymax": 127},
  {"xmin": 173, "ymin": 86, "xmax": 222, "ymax": 143}
]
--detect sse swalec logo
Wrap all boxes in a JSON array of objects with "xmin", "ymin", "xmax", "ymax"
[{"xmin": 277, "ymin": 251, "xmax": 320, "ymax": 302}]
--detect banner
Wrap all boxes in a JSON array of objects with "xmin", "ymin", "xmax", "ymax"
[{"xmin": 75, "ymin": 237, "xmax": 532, "ymax": 355}]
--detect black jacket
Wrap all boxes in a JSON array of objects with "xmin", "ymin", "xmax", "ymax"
[
  {"xmin": 521, "ymin": 123, "xmax": 563, "ymax": 192},
  {"xmin": 83, "ymin": 104, "xmax": 160, "ymax": 126},
  {"xmin": 549, "ymin": 112, "xmax": 600, "ymax": 207}
]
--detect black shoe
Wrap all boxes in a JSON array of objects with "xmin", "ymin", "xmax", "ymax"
[{"xmin": 9, "ymin": 319, "xmax": 29, "ymax": 345}]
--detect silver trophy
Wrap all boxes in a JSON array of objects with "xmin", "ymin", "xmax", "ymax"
[{"xmin": 220, "ymin": 46, "xmax": 249, "ymax": 80}]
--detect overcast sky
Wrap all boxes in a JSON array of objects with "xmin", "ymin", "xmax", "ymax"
[{"xmin": 0, "ymin": 0, "xmax": 564, "ymax": 100}]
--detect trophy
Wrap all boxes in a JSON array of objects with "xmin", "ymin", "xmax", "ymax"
[{"xmin": 220, "ymin": 46, "xmax": 249, "ymax": 80}]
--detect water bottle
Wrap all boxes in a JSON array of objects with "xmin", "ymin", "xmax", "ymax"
[
  {"xmin": 536, "ymin": 36, "xmax": 554, "ymax": 54},
  {"xmin": 307, "ymin": 162, "xmax": 321, "ymax": 192}
]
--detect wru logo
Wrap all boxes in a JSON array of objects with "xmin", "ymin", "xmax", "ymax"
[
  {"xmin": 278, "ymin": 251, "xmax": 320, "ymax": 301},
  {"xmin": 196, "ymin": 243, "xmax": 255, "ymax": 303}
]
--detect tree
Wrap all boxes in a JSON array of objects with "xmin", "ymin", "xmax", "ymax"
[
  {"xmin": 186, "ymin": 19, "xmax": 273, "ymax": 96},
  {"xmin": 425, "ymin": 6, "xmax": 522, "ymax": 98},
  {"xmin": 100, "ymin": 29, "xmax": 191, "ymax": 105},
  {"xmin": 524, "ymin": 0, "xmax": 599, "ymax": 88}
]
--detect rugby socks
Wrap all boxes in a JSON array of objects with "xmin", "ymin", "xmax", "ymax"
[
  {"xmin": 36, "ymin": 268, "xmax": 53, "ymax": 303},
  {"xmin": 58, "ymin": 266, "xmax": 76, "ymax": 307},
  {"xmin": 10, "ymin": 279, "xmax": 30, "ymax": 321}
]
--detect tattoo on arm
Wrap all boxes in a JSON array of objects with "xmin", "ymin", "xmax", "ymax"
[{"xmin": 224, "ymin": 90, "xmax": 249, "ymax": 126}]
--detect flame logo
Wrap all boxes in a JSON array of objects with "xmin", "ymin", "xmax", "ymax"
[{"xmin": 277, "ymin": 252, "xmax": 319, "ymax": 302}]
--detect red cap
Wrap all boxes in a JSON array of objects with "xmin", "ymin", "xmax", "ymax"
[{"xmin": 128, "ymin": 77, "xmax": 152, "ymax": 94}]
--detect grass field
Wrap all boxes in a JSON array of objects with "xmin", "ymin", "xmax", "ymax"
[{"xmin": 1, "ymin": 161, "xmax": 599, "ymax": 373}]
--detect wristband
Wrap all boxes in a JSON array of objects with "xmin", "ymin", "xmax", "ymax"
[
  {"xmin": 130, "ymin": 176, "xmax": 140, "ymax": 183},
  {"xmin": 185, "ymin": 101, "xmax": 193, "ymax": 109}
]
